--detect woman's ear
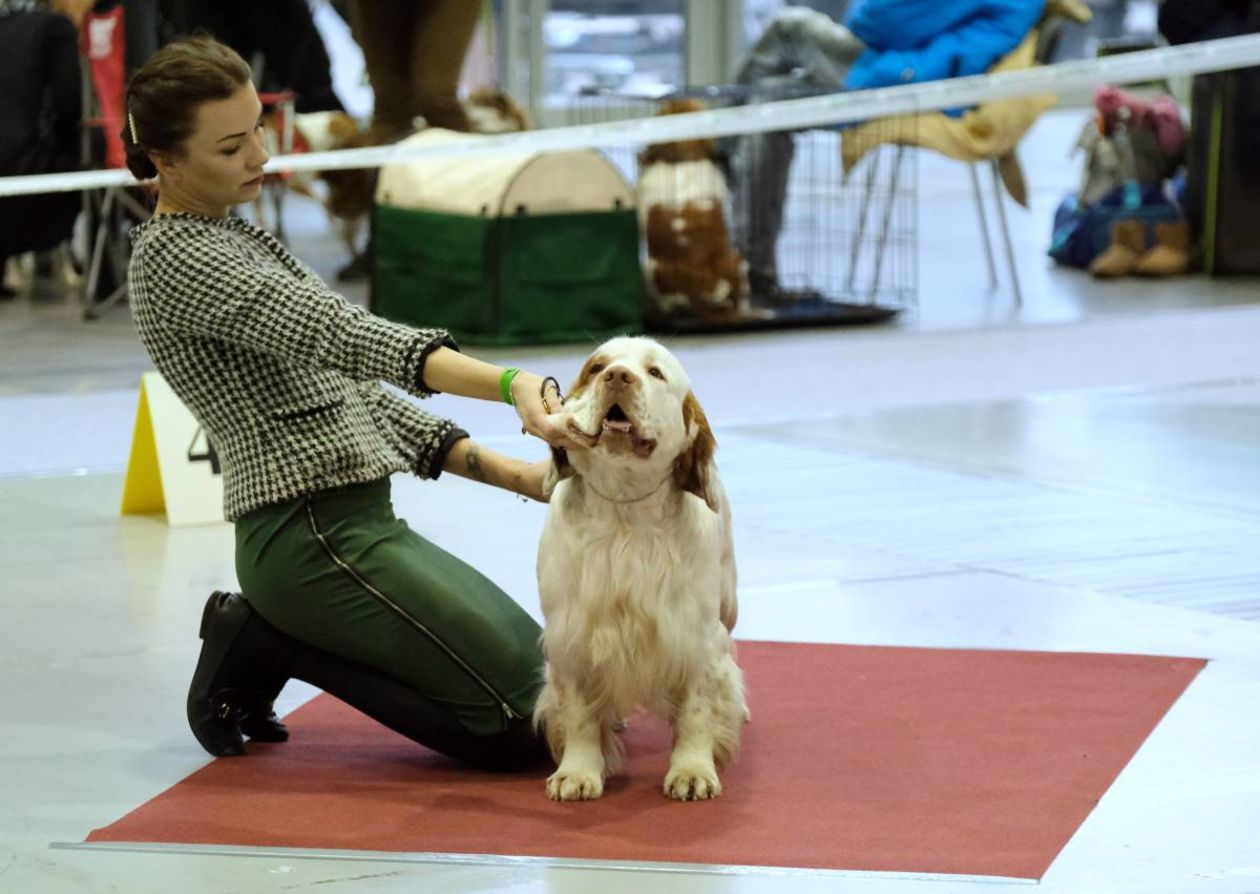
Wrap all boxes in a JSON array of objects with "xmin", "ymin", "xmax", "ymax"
[
  {"xmin": 149, "ymin": 151, "xmax": 181, "ymax": 183},
  {"xmin": 673, "ymin": 392, "xmax": 718, "ymax": 511}
]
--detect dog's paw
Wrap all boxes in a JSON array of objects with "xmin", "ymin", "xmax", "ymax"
[
  {"xmin": 547, "ymin": 768, "xmax": 604, "ymax": 801},
  {"xmin": 663, "ymin": 765, "xmax": 722, "ymax": 801}
]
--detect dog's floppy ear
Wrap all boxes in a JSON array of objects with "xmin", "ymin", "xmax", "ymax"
[
  {"xmin": 543, "ymin": 445, "xmax": 573, "ymax": 499},
  {"xmin": 673, "ymin": 392, "xmax": 718, "ymax": 511},
  {"xmin": 540, "ymin": 358, "xmax": 602, "ymax": 496}
]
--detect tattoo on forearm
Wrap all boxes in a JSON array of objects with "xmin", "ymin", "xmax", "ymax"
[{"xmin": 466, "ymin": 446, "xmax": 488, "ymax": 483}]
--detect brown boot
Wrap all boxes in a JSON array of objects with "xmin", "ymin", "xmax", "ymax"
[
  {"xmin": 1134, "ymin": 220, "xmax": 1191, "ymax": 276},
  {"xmin": 1090, "ymin": 220, "xmax": 1148, "ymax": 278}
]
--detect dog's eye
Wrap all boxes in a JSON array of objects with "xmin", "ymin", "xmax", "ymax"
[
  {"xmin": 589, "ymin": 363, "xmax": 605, "ymax": 375},
  {"xmin": 648, "ymin": 366, "xmax": 665, "ymax": 380}
]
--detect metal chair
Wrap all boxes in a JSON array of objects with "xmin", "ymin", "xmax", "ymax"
[{"xmin": 840, "ymin": 4, "xmax": 1092, "ymax": 308}]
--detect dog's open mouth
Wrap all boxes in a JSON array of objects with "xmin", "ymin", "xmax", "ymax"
[
  {"xmin": 568, "ymin": 403, "xmax": 656, "ymax": 457},
  {"xmin": 602, "ymin": 403, "xmax": 631, "ymax": 433},
  {"xmin": 602, "ymin": 404, "xmax": 656, "ymax": 456}
]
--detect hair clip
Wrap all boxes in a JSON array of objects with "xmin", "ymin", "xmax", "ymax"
[{"xmin": 128, "ymin": 110, "xmax": 139, "ymax": 144}]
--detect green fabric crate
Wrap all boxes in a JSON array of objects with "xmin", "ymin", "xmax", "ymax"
[{"xmin": 370, "ymin": 129, "xmax": 644, "ymax": 346}]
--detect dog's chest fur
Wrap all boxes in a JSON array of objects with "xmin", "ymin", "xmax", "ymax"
[{"xmin": 541, "ymin": 484, "xmax": 721, "ymax": 704}]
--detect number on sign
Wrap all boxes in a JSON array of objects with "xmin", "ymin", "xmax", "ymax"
[{"xmin": 187, "ymin": 426, "xmax": 222, "ymax": 476}]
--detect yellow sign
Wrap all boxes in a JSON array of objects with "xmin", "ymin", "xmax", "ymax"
[{"xmin": 121, "ymin": 372, "xmax": 226, "ymax": 526}]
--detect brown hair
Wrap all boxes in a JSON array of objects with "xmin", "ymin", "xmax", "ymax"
[{"xmin": 121, "ymin": 35, "xmax": 254, "ymax": 180}]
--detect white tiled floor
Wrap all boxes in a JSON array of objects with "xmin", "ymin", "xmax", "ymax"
[{"xmin": 2, "ymin": 109, "xmax": 1260, "ymax": 892}]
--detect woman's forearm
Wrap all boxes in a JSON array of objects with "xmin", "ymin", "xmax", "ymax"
[
  {"xmin": 421, "ymin": 346, "xmax": 575, "ymax": 450},
  {"xmin": 442, "ymin": 437, "xmax": 527, "ymax": 495},
  {"xmin": 421, "ymin": 347, "xmax": 508, "ymax": 402}
]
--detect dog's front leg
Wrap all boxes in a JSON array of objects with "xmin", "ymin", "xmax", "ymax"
[
  {"xmin": 544, "ymin": 681, "xmax": 607, "ymax": 802},
  {"xmin": 664, "ymin": 685, "xmax": 723, "ymax": 801}
]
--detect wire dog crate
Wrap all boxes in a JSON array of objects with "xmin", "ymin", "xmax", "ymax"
[{"xmin": 570, "ymin": 83, "xmax": 918, "ymax": 333}]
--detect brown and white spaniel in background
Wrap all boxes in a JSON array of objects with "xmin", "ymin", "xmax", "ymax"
[
  {"xmin": 638, "ymin": 99, "xmax": 755, "ymax": 322},
  {"xmin": 535, "ymin": 336, "xmax": 746, "ymax": 801},
  {"xmin": 463, "ymin": 87, "xmax": 533, "ymax": 134},
  {"xmin": 254, "ymin": 110, "xmax": 375, "ymax": 270}
]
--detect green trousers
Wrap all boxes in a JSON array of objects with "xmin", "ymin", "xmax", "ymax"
[{"xmin": 234, "ymin": 478, "xmax": 544, "ymax": 738}]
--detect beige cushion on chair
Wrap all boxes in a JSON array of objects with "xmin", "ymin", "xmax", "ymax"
[{"xmin": 840, "ymin": 32, "xmax": 1057, "ymax": 208}]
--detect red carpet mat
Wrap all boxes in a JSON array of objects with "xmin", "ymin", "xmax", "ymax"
[{"xmin": 89, "ymin": 642, "xmax": 1204, "ymax": 879}]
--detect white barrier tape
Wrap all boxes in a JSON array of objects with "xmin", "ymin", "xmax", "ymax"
[{"xmin": 2, "ymin": 33, "xmax": 1258, "ymax": 199}]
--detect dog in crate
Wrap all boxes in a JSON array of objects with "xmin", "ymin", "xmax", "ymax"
[
  {"xmin": 637, "ymin": 98, "xmax": 755, "ymax": 321},
  {"xmin": 535, "ymin": 336, "xmax": 747, "ymax": 801}
]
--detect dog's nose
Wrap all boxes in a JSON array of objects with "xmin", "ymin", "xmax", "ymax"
[{"xmin": 603, "ymin": 366, "xmax": 639, "ymax": 389}]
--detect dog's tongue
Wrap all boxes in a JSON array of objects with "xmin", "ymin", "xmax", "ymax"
[{"xmin": 602, "ymin": 419, "xmax": 633, "ymax": 434}]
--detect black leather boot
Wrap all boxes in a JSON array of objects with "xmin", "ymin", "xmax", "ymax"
[
  {"xmin": 186, "ymin": 591, "xmax": 291, "ymax": 757},
  {"xmin": 238, "ymin": 678, "xmax": 289, "ymax": 743}
]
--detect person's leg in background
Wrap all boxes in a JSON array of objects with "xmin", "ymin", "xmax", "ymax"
[
  {"xmin": 122, "ymin": 0, "xmax": 161, "ymax": 74},
  {"xmin": 347, "ymin": 0, "xmax": 480, "ymax": 137},
  {"xmin": 253, "ymin": 0, "xmax": 347, "ymax": 113},
  {"xmin": 0, "ymin": 254, "xmax": 13, "ymax": 300},
  {"xmin": 407, "ymin": 0, "xmax": 482, "ymax": 132},
  {"xmin": 338, "ymin": 0, "xmax": 428, "ymax": 283},
  {"xmin": 731, "ymin": 126, "xmax": 797, "ymax": 299},
  {"xmin": 730, "ymin": 7, "xmax": 866, "ymax": 298},
  {"xmin": 338, "ymin": 0, "xmax": 480, "ymax": 282},
  {"xmin": 347, "ymin": 0, "xmax": 421, "ymax": 143}
]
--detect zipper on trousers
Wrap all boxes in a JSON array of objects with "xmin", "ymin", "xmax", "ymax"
[{"xmin": 304, "ymin": 499, "xmax": 521, "ymax": 727}]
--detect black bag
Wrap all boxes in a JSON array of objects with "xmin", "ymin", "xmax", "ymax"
[
  {"xmin": 1170, "ymin": 0, "xmax": 1260, "ymax": 274},
  {"xmin": 1184, "ymin": 68, "xmax": 1260, "ymax": 275}
]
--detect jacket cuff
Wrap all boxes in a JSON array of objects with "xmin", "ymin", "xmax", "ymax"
[
  {"xmin": 423, "ymin": 426, "xmax": 469, "ymax": 480},
  {"xmin": 407, "ymin": 331, "xmax": 460, "ymax": 397}
]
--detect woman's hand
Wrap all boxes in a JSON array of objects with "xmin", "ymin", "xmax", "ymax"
[{"xmin": 510, "ymin": 372, "xmax": 583, "ymax": 450}]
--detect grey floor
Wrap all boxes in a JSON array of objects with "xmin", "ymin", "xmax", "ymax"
[{"xmin": 2, "ymin": 109, "xmax": 1260, "ymax": 893}]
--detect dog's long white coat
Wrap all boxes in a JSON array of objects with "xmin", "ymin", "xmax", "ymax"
[{"xmin": 535, "ymin": 337, "xmax": 747, "ymax": 802}]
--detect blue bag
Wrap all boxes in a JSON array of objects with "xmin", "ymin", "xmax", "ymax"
[{"xmin": 1049, "ymin": 187, "xmax": 1182, "ymax": 270}]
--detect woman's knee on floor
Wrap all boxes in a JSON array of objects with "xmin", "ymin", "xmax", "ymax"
[{"xmin": 463, "ymin": 720, "xmax": 551, "ymax": 772}]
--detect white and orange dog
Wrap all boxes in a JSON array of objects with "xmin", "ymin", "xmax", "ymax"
[{"xmin": 535, "ymin": 336, "xmax": 747, "ymax": 801}]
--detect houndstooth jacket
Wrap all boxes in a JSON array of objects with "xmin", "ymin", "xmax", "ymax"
[{"xmin": 128, "ymin": 213, "xmax": 465, "ymax": 521}]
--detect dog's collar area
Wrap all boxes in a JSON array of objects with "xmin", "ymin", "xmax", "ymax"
[{"xmin": 579, "ymin": 472, "xmax": 674, "ymax": 505}]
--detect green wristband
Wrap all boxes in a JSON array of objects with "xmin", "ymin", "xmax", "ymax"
[{"xmin": 500, "ymin": 368, "xmax": 521, "ymax": 405}]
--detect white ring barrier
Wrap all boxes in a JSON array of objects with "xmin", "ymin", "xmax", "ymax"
[{"xmin": 1, "ymin": 33, "xmax": 1257, "ymax": 198}]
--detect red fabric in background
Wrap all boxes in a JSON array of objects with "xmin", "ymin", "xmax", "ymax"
[
  {"xmin": 82, "ymin": 7, "xmax": 126, "ymax": 170},
  {"xmin": 88, "ymin": 642, "xmax": 1204, "ymax": 879}
]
